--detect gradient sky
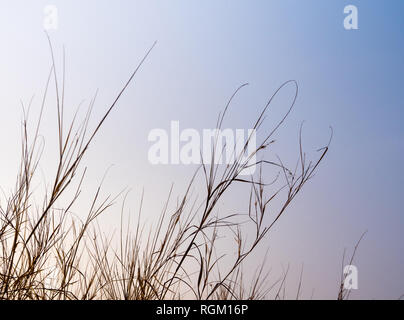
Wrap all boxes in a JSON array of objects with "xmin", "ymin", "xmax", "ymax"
[{"xmin": 0, "ymin": 0, "xmax": 403, "ymax": 299}]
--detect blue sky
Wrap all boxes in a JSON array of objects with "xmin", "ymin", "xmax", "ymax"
[{"xmin": 0, "ymin": 0, "xmax": 403, "ymax": 299}]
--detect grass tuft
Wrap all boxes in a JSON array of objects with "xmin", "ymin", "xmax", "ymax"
[{"xmin": 0, "ymin": 41, "xmax": 330, "ymax": 300}]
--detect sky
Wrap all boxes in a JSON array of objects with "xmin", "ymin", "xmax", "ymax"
[{"xmin": 0, "ymin": 0, "xmax": 403, "ymax": 299}]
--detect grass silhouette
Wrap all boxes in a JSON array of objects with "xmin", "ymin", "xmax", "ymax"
[{"xmin": 0, "ymin": 40, "xmax": 331, "ymax": 300}]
